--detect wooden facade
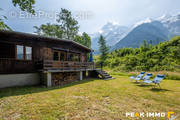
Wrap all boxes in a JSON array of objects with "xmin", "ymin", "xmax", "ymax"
[
  {"xmin": 0, "ymin": 30, "xmax": 98, "ymax": 88},
  {"xmin": 0, "ymin": 30, "xmax": 94, "ymax": 74}
]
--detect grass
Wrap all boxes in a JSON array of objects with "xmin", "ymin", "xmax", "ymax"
[{"xmin": 0, "ymin": 74, "xmax": 180, "ymax": 120}]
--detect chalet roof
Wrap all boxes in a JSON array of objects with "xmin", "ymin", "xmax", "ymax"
[{"xmin": 0, "ymin": 30, "xmax": 92, "ymax": 52}]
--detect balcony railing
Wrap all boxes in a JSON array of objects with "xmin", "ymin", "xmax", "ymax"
[
  {"xmin": 0, "ymin": 58, "xmax": 35, "ymax": 74},
  {"xmin": 42, "ymin": 60, "xmax": 95, "ymax": 71}
]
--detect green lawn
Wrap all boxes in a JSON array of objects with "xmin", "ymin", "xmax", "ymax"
[{"xmin": 0, "ymin": 75, "xmax": 180, "ymax": 120}]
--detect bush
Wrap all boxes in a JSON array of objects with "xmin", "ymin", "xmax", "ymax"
[{"xmin": 100, "ymin": 36, "xmax": 180, "ymax": 72}]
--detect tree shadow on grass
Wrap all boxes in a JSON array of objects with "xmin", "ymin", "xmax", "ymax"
[{"xmin": 0, "ymin": 78, "xmax": 98, "ymax": 98}]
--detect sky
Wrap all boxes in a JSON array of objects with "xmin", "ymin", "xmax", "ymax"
[{"xmin": 1, "ymin": 0, "xmax": 180, "ymax": 34}]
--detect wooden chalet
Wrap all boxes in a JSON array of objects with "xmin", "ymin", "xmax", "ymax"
[{"xmin": 0, "ymin": 30, "xmax": 100, "ymax": 88}]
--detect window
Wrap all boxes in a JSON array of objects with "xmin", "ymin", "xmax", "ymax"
[
  {"xmin": 74, "ymin": 54, "xmax": 80, "ymax": 62},
  {"xmin": 68, "ymin": 54, "xmax": 73, "ymax": 61},
  {"xmin": 60, "ymin": 52, "xmax": 65, "ymax": 61},
  {"xmin": 26, "ymin": 47, "xmax": 32, "ymax": 60},
  {"xmin": 81, "ymin": 55, "xmax": 86, "ymax": 62},
  {"xmin": 53, "ymin": 52, "xmax": 59, "ymax": 61},
  {"xmin": 16, "ymin": 45, "xmax": 32, "ymax": 60},
  {"xmin": 17, "ymin": 45, "xmax": 24, "ymax": 59}
]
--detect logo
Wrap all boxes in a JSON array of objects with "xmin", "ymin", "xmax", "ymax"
[
  {"xmin": 168, "ymin": 112, "xmax": 179, "ymax": 120},
  {"xmin": 126, "ymin": 112, "xmax": 178, "ymax": 120}
]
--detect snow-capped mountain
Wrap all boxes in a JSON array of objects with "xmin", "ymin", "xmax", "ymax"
[
  {"xmin": 160, "ymin": 13, "xmax": 180, "ymax": 35},
  {"xmin": 90, "ymin": 22, "xmax": 129, "ymax": 52},
  {"xmin": 111, "ymin": 21, "xmax": 170, "ymax": 50},
  {"xmin": 133, "ymin": 18, "xmax": 153, "ymax": 28},
  {"xmin": 91, "ymin": 13, "xmax": 180, "ymax": 52}
]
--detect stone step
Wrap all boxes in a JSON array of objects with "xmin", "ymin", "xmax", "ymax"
[{"xmin": 105, "ymin": 76, "xmax": 112, "ymax": 78}]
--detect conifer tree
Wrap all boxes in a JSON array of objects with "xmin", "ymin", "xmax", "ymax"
[{"xmin": 98, "ymin": 35, "xmax": 109, "ymax": 65}]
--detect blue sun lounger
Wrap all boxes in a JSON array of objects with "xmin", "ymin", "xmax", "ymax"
[
  {"xmin": 143, "ymin": 74, "xmax": 165, "ymax": 88},
  {"xmin": 130, "ymin": 72, "xmax": 145, "ymax": 82},
  {"xmin": 142, "ymin": 73, "xmax": 153, "ymax": 81}
]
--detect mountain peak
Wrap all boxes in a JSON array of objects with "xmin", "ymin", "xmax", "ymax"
[
  {"xmin": 102, "ymin": 21, "xmax": 120, "ymax": 30},
  {"xmin": 160, "ymin": 12, "xmax": 180, "ymax": 23},
  {"xmin": 157, "ymin": 14, "xmax": 171, "ymax": 21},
  {"xmin": 107, "ymin": 21, "xmax": 120, "ymax": 26},
  {"xmin": 133, "ymin": 18, "xmax": 153, "ymax": 28},
  {"xmin": 98, "ymin": 30, "xmax": 103, "ymax": 34}
]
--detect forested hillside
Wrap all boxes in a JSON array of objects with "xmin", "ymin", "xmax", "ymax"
[
  {"xmin": 102, "ymin": 36, "xmax": 180, "ymax": 71},
  {"xmin": 111, "ymin": 21, "xmax": 169, "ymax": 50}
]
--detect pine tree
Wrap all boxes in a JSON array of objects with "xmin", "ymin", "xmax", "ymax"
[{"xmin": 98, "ymin": 35, "xmax": 109, "ymax": 64}]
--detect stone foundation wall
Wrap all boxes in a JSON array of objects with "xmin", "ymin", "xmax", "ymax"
[{"xmin": 0, "ymin": 73, "xmax": 40, "ymax": 88}]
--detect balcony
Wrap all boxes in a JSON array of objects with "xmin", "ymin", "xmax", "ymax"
[
  {"xmin": 42, "ymin": 60, "xmax": 95, "ymax": 72},
  {"xmin": 0, "ymin": 58, "xmax": 35, "ymax": 74},
  {"xmin": 0, "ymin": 58, "xmax": 95, "ymax": 74}
]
